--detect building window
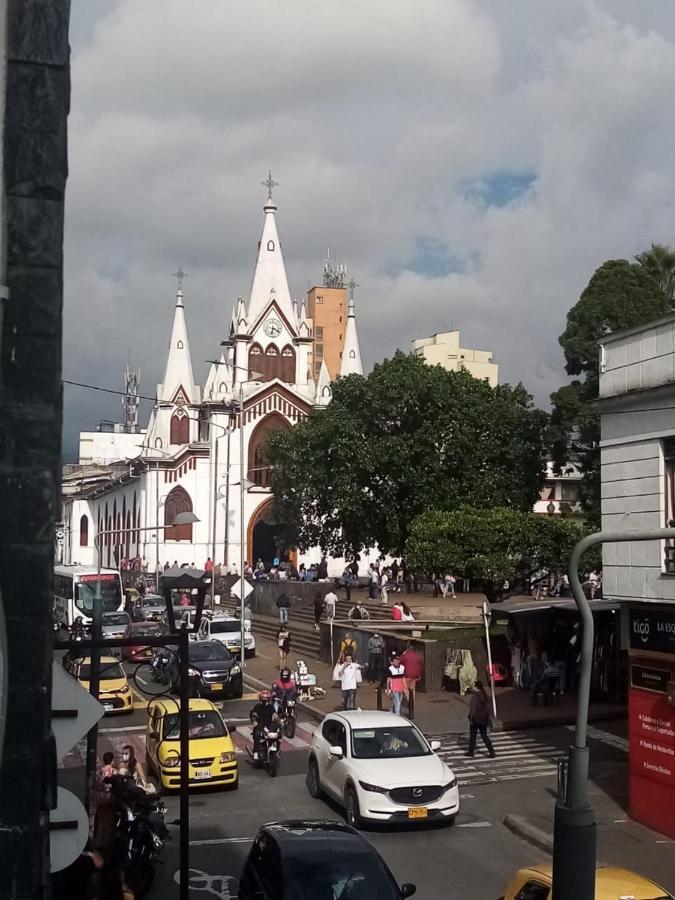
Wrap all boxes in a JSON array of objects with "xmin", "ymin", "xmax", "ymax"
[
  {"xmin": 316, "ymin": 343, "xmax": 323, "ymax": 358},
  {"xmin": 170, "ymin": 409, "xmax": 189, "ymax": 445},
  {"xmin": 79, "ymin": 515, "xmax": 89, "ymax": 547},
  {"xmin": 164, "ymin": 486, "xmax": 193, "ymax": 541},
  {"xmin": 315, "ymin": 326, "xmax": 324, "ymax": 339},
  {"xmin": 560, "ymin": 482, "xmax": 580, "ymax": 503},
  {"xmin": 264, "ymin": 345, "xmax": 279, "ymax": 380},
  {"xmin": 664, "ymin": 439, "xmax": 675, "ymax": 572},
  {"xmin": 316, "ymin": 295, "xmax": 324, "ymax": 304},
  {"xmin": 155, "ymin": 437, "xmax": 163, "ymax": 449},
  {"xmin": 249, "ymin": 343, "xmax": 263, "ymax": 377},
  {"xmin": 177, "ymin": 340, "xmax": 184, "ymax": 349},
  {"xmin": 267, "ymin": 240, "xmax": 275, "ymax": 251},
  {"xmin": 280, "ymin": 345, "xmax": 295, "ymax": 383}
]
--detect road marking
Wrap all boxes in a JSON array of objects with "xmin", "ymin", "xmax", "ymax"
[
  {"xmin": 189, "ymin": 837, "xmax": 254, "ymax": 845},
  {"xmin": 566, "ymin": 724, "xmax": 628, "ymax": 752},
  {"xmin": 99, "ymin": 724, "xmax": 147, "ymax": 733},
  {"xmin": 460, "ymin": 793, "xmax": 475, "ymax": 799},
  {"xmin": 458, "ymin": 821, "xmax": 492, "ymax": 828},
  {"xmin": 241, "ymin": 692, "xmax": 258, "ymax": 701}
]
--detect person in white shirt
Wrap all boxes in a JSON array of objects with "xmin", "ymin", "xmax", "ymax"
[
  {"xmin": 338, "ymin": 654, "xmax": 361, "ymax": 709},
  {"xmin": 380, "ymin": 570, "xmax": 389, "ymax": 605},
  {"xmin": 324, "ymin": 589, "xmax": 338, "ymax": 620}
]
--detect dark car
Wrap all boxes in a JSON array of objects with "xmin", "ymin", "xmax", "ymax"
[
  {"xmin": 121, "ymin": 621, "xmax": 169, "ymax": 661},
  {"xmin": 237, "ymin": 821, "xmax": 416, "ymax": 900},
  {"xmin": 168, "ymin": 639, "xmax": 242, "ymax": 700}
]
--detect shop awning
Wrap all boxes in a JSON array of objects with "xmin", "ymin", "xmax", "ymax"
[{"xmin": 492, "ymin": 596, "xmax": 623, "ymax": 615}]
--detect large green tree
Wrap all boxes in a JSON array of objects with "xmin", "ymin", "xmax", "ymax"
[
  {"xmin": 551, "ymin": 258, "xmax": 669, "ymax": 524},
  {"xmin": 267, "ymin": 352, "xmax": 549, "ymax": 557},
  {"xmin": 405, "ymin": 506, "xmax": 589, "ymax": 598},
  {"xmin": 635, "ymin": 243, "xmax": 675, "ymax": 307}
]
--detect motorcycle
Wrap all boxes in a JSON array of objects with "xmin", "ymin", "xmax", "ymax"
[
  {"xmin": 108, "ymin": 776, "xmax": 170, "ymax": 898},
  {"xmin": 151, "ymin": 650, "xmax": 171, "ymax": 684},
  {"xmin": 247, "ymin": 724, "xmax": 282, "ymax": 777},
  {"xmin": 281, "ymin": 698, "xmax": 297, "ymax": 739}
]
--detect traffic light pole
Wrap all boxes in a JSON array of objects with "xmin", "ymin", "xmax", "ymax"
[{"xmin": 553, "ymin": 526, "xmax": 675, "ymax": 900}]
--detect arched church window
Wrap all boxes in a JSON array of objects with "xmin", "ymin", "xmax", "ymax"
[
  {"xmin": 164, "ymin": 486, "xmax": 194, "ymax": 541},
  {"xmin": 349, "ymin": 350, "xmax": 356, "ymax": 358},
  {"xmin": 177, "ymin": 340, "xmax": 184, "ymax": 349},
  {"xmin": 247, "ymin": 413, "xmax": 289, "ymax": 487},
  {"xmin": 170, "ymin": 409, "xmax": 189, "ymax": 445},
  {"xmin": 219, "ymin": 382, "xmax": 227, "ymax": 393},
  {"xmin": 155, "ymin": 437, "xmax": 163, "ymax": 449},
  {"xmin": 267, "ymin": 240, "xmax": 275, "ymax": 251},
  {"xmin": 280, "ymin": 345, "xmax": 295, "ymax": 383},
  {"xmin": 79, "ymin": 514, "xmax": 89, "ymax": 547},
  {"xmin": 249, "ymin": 343, "xmax": 263, "ymax": 378},
  {"xmin": 264, "ymin": 345, "xmax": 279, "ymax": 381}
]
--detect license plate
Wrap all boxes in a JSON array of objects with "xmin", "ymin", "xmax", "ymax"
[
  {"xmin": 210, "ymin": 684, "xmax": 223, "ymax": 691},
  {"xmin": 229, "ymin": 647, "xmax": 240, "ymax": 654},
  {"xmin": 193, "ymin": 769, "xmax": 211, "ymax": 780},
  {"xmin": 408, "ymin": 807, "xmax": 428, "ymax": 819},
  {"xmin": 103, "ymin": 703, "xmax": 113, "ymax": 711}
]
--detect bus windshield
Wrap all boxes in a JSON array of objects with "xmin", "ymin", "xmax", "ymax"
[{"xmin": 76, "ymin": 579, "xmax": 122, "ymax": 615}]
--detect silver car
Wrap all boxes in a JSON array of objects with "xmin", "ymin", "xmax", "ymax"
[{"xmin": 101, "ymin": 611, "xmax": 132, "ymax": 642}]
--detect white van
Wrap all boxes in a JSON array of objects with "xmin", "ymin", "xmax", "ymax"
[{"xmin": 197, "ymin": 612, "xmax": 256, "ymax": 659}]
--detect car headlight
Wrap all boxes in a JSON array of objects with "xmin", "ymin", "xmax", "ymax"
[
  {"xmin": 230, "ymin": 665, "xmax": 241, "ymax": 675},
  {"xmin": 442, "ymin": 776, "xmax": 457, "ymax": 790},
  {"xmin": 120, "ymin": 684, "xmax": 130, "ymax": 694},
  {"xmin": 219, "ymin": 751, "xmax": 235, "ymax": 763},
  {"xmin": 358, "ymin": 780, "xmax": 388, "ymax": 794},
  {"xmin": 188, "ymin": 667, "xmax": 199, "ymax": 677},
  {"xmin": 164, "ymin": 755, "xmax": 180, "ymax": 768}
]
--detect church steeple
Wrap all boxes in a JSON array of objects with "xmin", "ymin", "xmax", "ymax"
[
  {"xmin": 246, "ymin": 174, "xmax": 296, "ymax": 329},
  {"xmin": 339, "ymin": 279, "xmax": 363, "ymax": 377},
  {"xmin": 157, "ymin": 271, "xmax": 200, "ymax": 405}
]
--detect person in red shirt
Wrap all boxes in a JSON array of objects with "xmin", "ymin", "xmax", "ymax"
[
  {"xmin": 204, "ymin": 557, "xmax": 214, "ymax": 573},
  {"xmin": 400, "ymin": 641, "xmax": 424, "ymax": 700},
  {"xmin": 391, "ymin": 601, "xmax": 403, "ymax": 621}
]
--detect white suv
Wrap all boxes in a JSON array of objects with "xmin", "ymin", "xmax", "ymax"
[
  {"xmin": 306, "ymin": 710, "xmax": 459, "ymax": 828},
  {"xmin": 196, "ymin": 612, "xmax": 256, "ymax": 658}
]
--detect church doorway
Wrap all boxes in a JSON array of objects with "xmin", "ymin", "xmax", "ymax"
[{"xmin": 248, "ymin": 498, "xmax": 293, "ymax": 570}]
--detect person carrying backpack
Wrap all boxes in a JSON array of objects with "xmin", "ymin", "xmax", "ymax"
[{"xmin": 465, "ymin": 680, "xmax": 496, "ymax": 758}]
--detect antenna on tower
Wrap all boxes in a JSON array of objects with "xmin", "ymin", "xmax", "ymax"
[
  {"xmin": 322, "ymin": 248, "xmax": 347, "ymax": 289},
  {"xmin": 123, "ymin": 365, "xmax": 141, "ymax": 433}
]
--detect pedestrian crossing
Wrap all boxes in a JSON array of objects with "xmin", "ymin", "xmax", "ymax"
[
  {"xmin": 230, "ymin": 722, "xmax": 316, "ymax": 756},
  {"xmin": 432, "ymin": 731, "xmax": 568, "ymax": 786}
]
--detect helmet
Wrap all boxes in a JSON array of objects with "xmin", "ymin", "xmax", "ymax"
[
  {"xmin": 259, "ymin": 690, "xmax": 273, "ymax": 703},
  {"xmin": 74, "ymin": 616, "xmax": 83, "ymax": 625},
  {"xmin": 280, "ymin": 668, "xmax": 291, "ymax": 682}
]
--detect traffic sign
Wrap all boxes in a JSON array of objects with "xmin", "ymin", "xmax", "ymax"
[
  {"xmin": 230, "ymin": 577, "xmax": 253, "ymax": 601},
  {"xmin": 50, "ymin": 786, "xmax": 89, "ymax": 872},
  {"xmin": 51, "ymin": 662, "xmax": 104, "ymax": 760}
]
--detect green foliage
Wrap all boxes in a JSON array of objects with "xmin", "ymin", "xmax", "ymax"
[
  {"xmin": 405, "ymin": 507, "xmax": 588, "ymax": 591},
  {"xmin": 267, "ymin": 353, "xmax": 549, "ymax": 556},
  {"xmin": 551, "ymin": 258, "xmax": 669, "ymax": 525},
  {"xmin": 635, "ymin": 243, "xmax": 675, "ymax": 306}
]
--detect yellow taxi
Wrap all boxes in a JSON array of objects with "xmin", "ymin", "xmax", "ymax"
[
  {"xmin": 63, "ymin": 654, "xmax": 133, "ymax": 714},
  {"xmin": 501, "ymin": 864, "xmax": 673, "ymax": 900},
  {"xmin": 145, "ymin": 698, "xmax": 238, "ymax": 791}
]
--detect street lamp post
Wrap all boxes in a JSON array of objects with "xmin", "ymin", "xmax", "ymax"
[{"xmin": 85, "ymin": 511, "xmax": 200, "ymax": 815}]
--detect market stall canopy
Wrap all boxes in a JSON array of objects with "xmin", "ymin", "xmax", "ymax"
[{"xmin": 491, "ymin": 595, "xmax": 624, "ymax": 616}]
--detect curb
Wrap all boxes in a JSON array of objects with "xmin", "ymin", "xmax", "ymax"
[
  {"xmin": 243, "ymin": 673, "xmax": 326, "ymax": 724},
  {"xmin": 503, "ymin": 813, "xmax": 553, "ymax": 854}
]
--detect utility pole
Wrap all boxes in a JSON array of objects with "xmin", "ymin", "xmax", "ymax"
[{"xmin": 0, "ymin": 2, "xmax": 71, "ymax": 898}]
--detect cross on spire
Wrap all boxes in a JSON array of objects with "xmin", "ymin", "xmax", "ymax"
[
  {"xmin": 173, "ymin": 267, "xmax": 187, "ymax": 291},
  {"xmin": 261, "ymin": 170, "xmax": 279, "ymax": 200}
]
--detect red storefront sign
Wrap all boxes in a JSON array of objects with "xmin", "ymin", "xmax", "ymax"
[{"xmin": 629, "ymin": 687, "xmax": 675, "ymax": 837}]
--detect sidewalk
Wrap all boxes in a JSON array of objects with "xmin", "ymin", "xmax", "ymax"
[
  {"xmin": 241, "ymin": 634, "xmax": 625, "ymax": 735},
  {"xmin": 504, "ymin": 758, "xmax": 674, "ymax": 892}
]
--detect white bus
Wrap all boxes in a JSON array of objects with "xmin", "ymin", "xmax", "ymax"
[{"xmin": 53, "ymin": 565, "xmax": 124, "ymax": 628}]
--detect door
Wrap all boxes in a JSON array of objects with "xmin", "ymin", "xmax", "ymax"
[
  {"xmin": 322, "ymin": 720, "xmax": 348, "ymax": 799},
  {"xmin": 146, "ymin": 707, "xmax": 163, "ymax": 772}
]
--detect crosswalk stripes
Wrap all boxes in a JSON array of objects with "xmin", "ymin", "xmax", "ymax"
[
  {"xmin": 231, "ymin": 722, "xmax": 316, "ymax": 755},
  {"xmin": 432, "ymin": 731, "xmax": 568, "ymax": 786}
]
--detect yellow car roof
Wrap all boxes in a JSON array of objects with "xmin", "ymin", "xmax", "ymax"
[
  {"xmin": 515, "ymin": 865, "xmax": 671, "ymax": 899},
  {"xmin": 78, "ymin": 656, "xmax": 121, "ymax": 665},
  {"xmin": 150, "ymin": 697, "xmax": 217, "ymax": 714}
]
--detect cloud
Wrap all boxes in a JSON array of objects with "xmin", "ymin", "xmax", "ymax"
[{"xmin": 63, "ymin": 1, "xmax": 675, "ymax": 458}]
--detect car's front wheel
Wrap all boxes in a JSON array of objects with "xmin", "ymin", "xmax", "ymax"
[
  {"xmin": 344, "ymin": 785, "xmax": 362, "ymax": 829},
  {"xmin": 306, "ymin": 758, "xmax": 323, "ymax": 798}
]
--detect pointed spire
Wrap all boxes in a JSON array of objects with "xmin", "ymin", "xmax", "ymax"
[
  {"xmin": 298, "ymin": 300, "xmax": 311, "ymax": 339},
  {"xmin": 235, "ymin": 296, "xmax": 248, "ymax": 333},
  {"xmin": 246, "ymin": 185, "xmax": 296, "ymax": 327},
  {"xmin": 340, "ymin": 286, "xmax": 363, "ymax": 377},
  {"xmin": 157, "ymin": 278, "xmax": 200, "ymax": 404},
  {"xmin": 315, "ymin": 359, "xmax": 332, "ymax": 404}
]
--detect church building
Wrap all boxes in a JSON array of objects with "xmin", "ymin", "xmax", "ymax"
[{"xmin": 61, "ymin": 181, "xmax": 363, "ymax": 574}]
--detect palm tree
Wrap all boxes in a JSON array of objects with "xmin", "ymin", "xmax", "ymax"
[{"xmin": 635, "ymin": 243, "xmax": 675, "ymax": 307}]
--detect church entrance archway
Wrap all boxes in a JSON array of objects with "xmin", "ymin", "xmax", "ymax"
[{"xmin": 247, "ymin": 498, "xmax": 295, "ymax": 569}]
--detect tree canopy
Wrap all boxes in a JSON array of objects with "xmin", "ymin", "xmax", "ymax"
[
  {"xmin": 267, "ymin": 352, "xmax": 549, "ymax": 557},
  {"xmin": 551, "ymin": 258, "xmax": 670, "ymax": 524},
  {"xmin": 405, "ymin": 506, "xmax": 589, "ymax": 597}
]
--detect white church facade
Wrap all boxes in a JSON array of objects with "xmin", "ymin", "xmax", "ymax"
[{"xmin": 62, "ymin": 185, "xmax": 363, "ymax": 575}]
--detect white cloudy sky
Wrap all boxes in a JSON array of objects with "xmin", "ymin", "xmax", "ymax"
[{"xmin": 63, "ymin": 0, "xmax": 675, "ymax": 458}]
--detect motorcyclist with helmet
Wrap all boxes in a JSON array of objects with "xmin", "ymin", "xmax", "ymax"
[
  {"xmin": 70, "ymin": 615, "xmax": 86, "ymax": 641},
  {"xmin": 271, "ymin": 667, "xmax": 298, "ymax": 714},
  {"xmin": 249, "ymin": 690, "xmax": 279, "ymax": 760}
]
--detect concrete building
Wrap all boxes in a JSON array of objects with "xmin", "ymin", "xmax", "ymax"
[
  {"xmin": 78, "ymin": 426, "xmax": 147, "ymax": 466},
  {"xmin": 306, "ymin": 285, "xmax": 346, "ymax": 381},
  {"xmin": 597, "ymin": 313, "xmax": 675, "ymax": 601},
  {"xmin": 61, "ymin": 182, "xmax": 363, "ymax": 575},
  {"xmin": 534, "ymin": 461, "xmax": 583, "ymax": 517},
  {"xmin": 411, "ymin": 330, "xmax": 498, "ymax": 386}
]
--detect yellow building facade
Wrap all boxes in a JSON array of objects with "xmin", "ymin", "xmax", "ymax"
[{"xmin": 411, "ymin": 330, "xmax": 498, "ymax": 386}]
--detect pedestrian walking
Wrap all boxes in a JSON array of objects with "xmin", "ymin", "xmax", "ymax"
[
  {"xmin": 313, "ymin": 592, "xmax": 325, "ymax": 632},
  {"xmin": 342, "ymin": 565, "xmax": 354, "ymax": 604},
  {"xmin": 324, "ymin": 588, "xmax": 338, "ymax": 621},
  {"xmin": 338, "ymin": 631, "xmax": 357, "ymax": 663},
  {"xmin": 380, "ymin": 568, "xmax": 389, "ymax": 605},
  {"xmin": 366, "ymin": 632, "xmax": 385, "ymax": 683},
  {"xmin": 465, "ymin": 681, "xmax": 495, "ymax": 758},
  {"xmin": 277, "ymin": 626, "xmax": 291, "ymax": 669},
  {"xmin": 400, "ymin": 641, "xmax": 423, "ymax": 701},
  {"xmin": 276, "ymin": 591, "xmax": 291, "ymax": 625},
  {"xmin": 368, "ymin": 563, "xmax": 380, "ymax": 601},
  {"xmin": 387, "ymin": 653, "xmax": 408, "ymax": 715},
  {"xmin": 338, "ymin": 654, "xmax": 362, "ymax": 709},
  {"xmin": 317, "ymin": 556, "xmax": 329, "ymax": 581}
]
